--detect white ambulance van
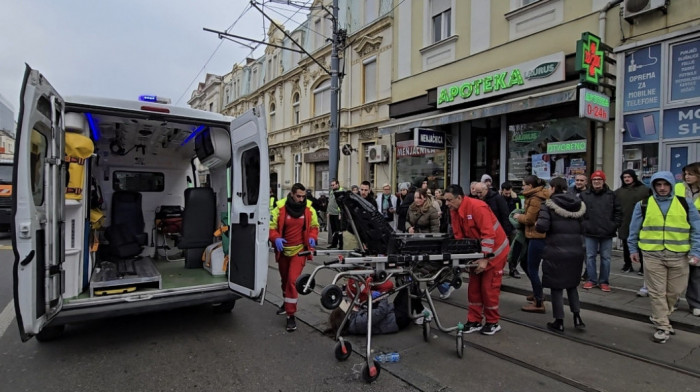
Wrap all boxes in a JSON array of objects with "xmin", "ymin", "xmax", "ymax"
[{"xmin": 12, "ymin": 66, "xmax": 270, "ymax": 341}]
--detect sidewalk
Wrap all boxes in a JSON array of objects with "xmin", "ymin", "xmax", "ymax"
[{"xmin": 316, "ymin": 232, "xmax": 700, "ymax": 333}]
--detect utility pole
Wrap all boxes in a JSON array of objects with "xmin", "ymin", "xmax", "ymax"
[{"xmin": 328, "ymin": 0, "xmax": 340, "ymax": 182}]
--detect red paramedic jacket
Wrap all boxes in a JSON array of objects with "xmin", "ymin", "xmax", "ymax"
[{"xmin": 450, "ymin": 196, "xmax": 509, "ymax": 261}]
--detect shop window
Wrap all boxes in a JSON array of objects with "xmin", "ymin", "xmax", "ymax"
[
  {"xmin": 395, "ymin": 139, "xmax": 446, "ymax": 192},
  {"xmin": 623, "ymin": 144, "xmax": 658, "ymax": 186},
  {"xmin": 507, "ymin": 117, "xmax": 588, "ymax": 191}
]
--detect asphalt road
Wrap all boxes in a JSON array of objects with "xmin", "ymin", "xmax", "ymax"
[{"xmin": 1, "ymin": 235, "xmax": 698, "ymax": 391}]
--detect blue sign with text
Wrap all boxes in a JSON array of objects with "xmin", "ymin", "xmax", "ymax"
[
  {"xmin": 623, "ymin": 44, "xmax": 662, "ymax": 113},
  {"xmin": 414, "ymin": 128, "xmax": 446, "ymax": 149},
  {"xmin": 670, "ymin": 39, "xmax": 700, "ymax": 101},
  {"xmin": 663, "ymin": 105, "xmax": 700, "ymax": 139}
]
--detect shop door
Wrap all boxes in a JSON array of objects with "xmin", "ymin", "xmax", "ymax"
[
  {"xmin": 666, "ymin": 143, "xmax": 700, "ymax": 183},
  {"xmin": 470, "ymin": 118, "xmax": 501, "ymax": 185}
]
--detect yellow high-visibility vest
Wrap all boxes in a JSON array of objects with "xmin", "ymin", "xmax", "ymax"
[
  {"xmin": 675, "ymin": 182, "xmax": 700, "ymax": 210},
  {"xmin": 639, "ymin": 196, "xmax": 691, "ymax": 252}
]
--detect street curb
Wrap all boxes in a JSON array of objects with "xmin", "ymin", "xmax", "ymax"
[{"xmin": 500, "ymin": 285, "xmax": 699, "ymax": 333}]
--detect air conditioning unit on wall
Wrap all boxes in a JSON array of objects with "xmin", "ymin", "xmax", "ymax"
[
  {"xmin": 623, "ymin": 0, "xmax": 668, "ymax": 22},
  {"xmin": 367, "ymin": 145, "xmax": 389, "ymax": 163}
]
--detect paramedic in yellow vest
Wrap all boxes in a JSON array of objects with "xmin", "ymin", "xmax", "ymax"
[
  {"xmin": 628, "ymin": 171, "xmax": 700, "ymax": 344},
  {"xmin": 269, "ymin": 182, "xmax": 319, "ymax": 332},
  {"xmin": 674, "ymin": 162, "xmax": 700, "ymax": 318}
]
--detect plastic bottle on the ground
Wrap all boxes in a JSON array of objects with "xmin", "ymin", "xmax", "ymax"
[{"xmin": 374, "ymin": 352, "xmax": 400, "ymax": 363}]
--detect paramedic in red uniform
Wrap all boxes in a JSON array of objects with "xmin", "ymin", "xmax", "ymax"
[
  {"xmin": 269, "ymin": 183, "xmax": 319, "ymax": 332},
  {"xmin": 444, "ymin": 184, "xmax": 509, "ymax": 335}
]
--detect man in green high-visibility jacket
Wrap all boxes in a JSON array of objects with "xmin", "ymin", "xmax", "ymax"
[{"xmin": 628, "ymin": 171, "xmax": 700, "ymax": 344}]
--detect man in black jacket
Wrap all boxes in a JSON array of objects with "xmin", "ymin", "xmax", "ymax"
[
  {"xmin": 475, "ymin": 182, "xmax": 513, "ymax": 237},
  {"xmin": 580, "ymin": 170, "xmax": 622, "ymax": 293}
]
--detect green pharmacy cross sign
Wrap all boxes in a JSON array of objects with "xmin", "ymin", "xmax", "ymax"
[{"xmin": 576, "ymin": 32, "xmax": 605, "ymax": 86}]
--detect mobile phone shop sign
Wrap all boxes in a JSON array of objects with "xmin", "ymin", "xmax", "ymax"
[
  {"xmin": 579, "ymin": 88, "xmax": 610, "ymax": 122},
  {"xmin": 436, "ymin": 52, "xmax": 565, "ymax": 108},
  {"xmin": 414, "ymin": 128, "xmax": 445, "ymax": 149},
  {"xmin": 663, "ymin": 105, "xmax": 700, "ymax": 139},
  {"xmin": 623, "ymin": 44, "xmax": 661, "ymax": 113}
]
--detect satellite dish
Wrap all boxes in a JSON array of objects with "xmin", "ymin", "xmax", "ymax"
[{"xmin": 341, "ymin": 144, "xmax": 354, "ymax": 156}]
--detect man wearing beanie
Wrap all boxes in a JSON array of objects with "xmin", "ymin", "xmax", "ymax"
[
  {"xmin": 580, "ymin": 170, "xmax": 622, "ymax": 292},
  {"xmin": 614, "ymin": 170, "xmax": 651, "ymax": 273}
]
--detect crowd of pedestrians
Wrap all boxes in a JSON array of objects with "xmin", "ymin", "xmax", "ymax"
[{"xmin": 271, "ymin": 169, "xmax": 700, "ymax": 343}]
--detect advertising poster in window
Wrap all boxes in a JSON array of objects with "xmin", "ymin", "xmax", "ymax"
[
  {"xmin": 531, "ymin": 154, "xmax": 551, "ymax": 179},
  {"xmin": 395, "ymin": 140, "xmax": 445, "ymax": 190},
  {"xmin": 622, "ymin": 111, "xmax": 659, "ymax": 142},
  {"xmin": 623, "ymin": 44, "xmax": 661, "ymax": 113},
  {"xmin": 663, "ymin": 105, "xmax": 700, "ymax": 139},
  {"xmin": 670, "ymin": 38, "xmax": 700, "ymax": 102}
]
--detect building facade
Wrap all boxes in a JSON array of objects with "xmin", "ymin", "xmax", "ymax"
[
  {"xmin": 382, "ymin": 0, "xmax": 700, "ymax": 192},
  {"xmin": 190, "ymin": 0, "xmax": 396, "ymax": 198}
]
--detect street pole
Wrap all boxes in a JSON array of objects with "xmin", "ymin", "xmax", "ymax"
[{"xmin": 328, "ymin": 0, "xmax": 340, "ymax": 182}]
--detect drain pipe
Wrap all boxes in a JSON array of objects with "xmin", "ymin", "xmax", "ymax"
[{"xmin": 595, "ymin": 0, "xmax": 623, "ymax": 171}]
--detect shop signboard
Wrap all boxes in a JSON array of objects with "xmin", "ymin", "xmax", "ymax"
[
  {"xmin": 578, "ymin": 88, "xmax": 610, "ymax": 122},
  {"xmin": 623, "ymin": 44, "xmax": 662, "ymax": 112},
  {"xmin": 436, "ymin": 52, "xmax": 565, "ymax": 108},
  {"xmin": 547, "ymin": 140, "xmax": 587, "ymax": 154},
  {"xmin": 304, "ymin": 148, "xmax": 329, "ymax": 163},
  {"xmin": 575, "ymin": 32, "xmax": 605, "ymax": 86},
  {"xmin": 663, "ymin": 105, "xmax": 700, "ymax": 139},
  {"xmin": 622, "ymin": 111, "xmax": 659, "ymax": 142},
  {"xmin": 413, "ymin": 128, "xmax": 445, "ymax": 149},
  {"xmin": 670, "ymin": 38, "xmax": 700, "ymax": 102}
]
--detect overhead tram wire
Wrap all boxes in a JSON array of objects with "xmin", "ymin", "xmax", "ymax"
[
  {"xmin": 175, "ymin": 4, "xmax": 253, "ymax": 105},
  {"xmin": 176, "ymin": 0, "xmax": 311, "ymax": 106},
  {"xmin": 258, "ymin": 0, "xmax": 327, "ymax": 42}
]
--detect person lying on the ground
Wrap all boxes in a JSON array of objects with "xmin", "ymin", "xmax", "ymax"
[{"xmin": 326, "ymin": 286, "xmax": 413, "ymax": 335}]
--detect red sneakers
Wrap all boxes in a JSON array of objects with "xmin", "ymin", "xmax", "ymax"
[
  {"xmin": 583, "ymin": 282, "xmax": 595, "ymax": 289},
  {"xmin": 600, "ymin": 284, "xmax": 611, "ymax": 292}
]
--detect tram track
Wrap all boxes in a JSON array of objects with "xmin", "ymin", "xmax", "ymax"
[{"xmin": 437, "ymin": 297, "xmax": 700, "ymax": 380}]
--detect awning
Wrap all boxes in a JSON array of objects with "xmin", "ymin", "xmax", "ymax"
[{"xmin": 379, "ymin": 84, "xmax": 579, "ymax": 135}]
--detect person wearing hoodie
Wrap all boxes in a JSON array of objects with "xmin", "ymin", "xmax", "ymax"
[
  {"xmin": 514, "ymin": 175, "xmax": 549, "ymax": 313},
  {"xmin": 535, "ymin": 177, "xmax": 587, "ymax": 333},
  {"xmin": 674, "ymin": 162, "xmax": 700, "ymax": 317},
  {"xmin": 628, "ymin": 171, "xmax": 700, "ymax": 343},
  {"xmin": 580, "ymin": 170, "xmax": 622, "ymax": 292},
  {"xmin": 475, "ymin": 182, "xmax": 513, "ymax": 237},
  {"xmin": 614, "ymin": 169, "xmax": 651, "ymax": 273},
  {"xmin": 481, "ymin": 174, "xmax": 498, "ymax": 192}
]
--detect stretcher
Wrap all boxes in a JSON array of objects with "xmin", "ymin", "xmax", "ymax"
[{"xmin": 295, "ymin": 191, "xmax": 486, "ymax": 383}]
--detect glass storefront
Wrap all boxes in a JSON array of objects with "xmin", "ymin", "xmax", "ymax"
[
  {"xmin": 507, "ymin": 117, "xmax": 590, "ymax": 191},
  {"xmin": 395, "ymin": 139, "xmax": 447, "ymax": 191}
]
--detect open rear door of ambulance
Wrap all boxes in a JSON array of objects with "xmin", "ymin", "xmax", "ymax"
[
  {"xmin": 13, "ymin": 66, "xmax": 66, "ymax": 341},
  {"xmin": 228, "ymin": 108, "xmax": 269, "ymax": 302}
]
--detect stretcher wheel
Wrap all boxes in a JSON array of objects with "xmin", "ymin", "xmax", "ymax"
[
  {"xmin": 334, "ymin": 341, "xmax": 352, "ymax": 361},
  {"xmin": 456, "ymin": 333, "xmax": 464, "ymax": 358},
  {"xmin": 295, "ymin": 274, "xmax": 315, "ymax": 295},
  {"xmin": 321, "ymin": 284, "xmax": 344, "ymax": 309},
  {"xmin": 423, "ymin": 320, "xmax": 430, "ymax": 342},
  {"xmin": 376, "ymin": 270, "xmax": 387, "ymax": 281},
  {"xmin": 362, "ymin": 360, "xmax": 381, "ymax": 383},
  {"xmin": 452, "ymin": 277, "xmax": 463, "ymax": 289}
]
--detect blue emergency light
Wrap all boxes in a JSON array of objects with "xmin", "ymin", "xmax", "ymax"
[{"xmin": 139, "ymin": 95, "xmax": 171, "ymax": 104}]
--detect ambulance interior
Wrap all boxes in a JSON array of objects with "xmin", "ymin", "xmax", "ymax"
[{"xmin": 62, "ymin": 109, "xmax": 233, "ymax": 301}]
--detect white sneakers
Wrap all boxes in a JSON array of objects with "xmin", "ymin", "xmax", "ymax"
[
  {"xmin": 653, "ymin": 329, "xmax": 670, "ymax": 344},
  {"xmin": 637, "ymin": 286, "xmax": 649, "ymax": 297},
  {"xmin": 692, "ymin": 308, "xmax": 700, "ymax": 317},
  {"xmin": 439, "ymin": 286, "xmax": 455, "ymax": 299}
]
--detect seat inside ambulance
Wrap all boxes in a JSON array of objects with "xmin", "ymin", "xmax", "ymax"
[{"xmin": 106, "ymin": 190, "xmax": 146, "ymax": 259}]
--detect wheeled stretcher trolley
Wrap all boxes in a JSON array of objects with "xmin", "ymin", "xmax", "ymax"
[{"xmin": 295, "ymin": 191, "xmax": 488, "ymax": 382}]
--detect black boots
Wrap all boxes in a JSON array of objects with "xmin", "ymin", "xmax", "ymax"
[
  {"xmin": 509, "ymin": 269, "xmax": 521, "ymax": 279},
  {"xmin": 546, "ymin": 318, "xmax": 564, "ymax": 333},
  {"xmin": 573, "ymin": 312, "xmax": 586, "ymax": 330}
]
